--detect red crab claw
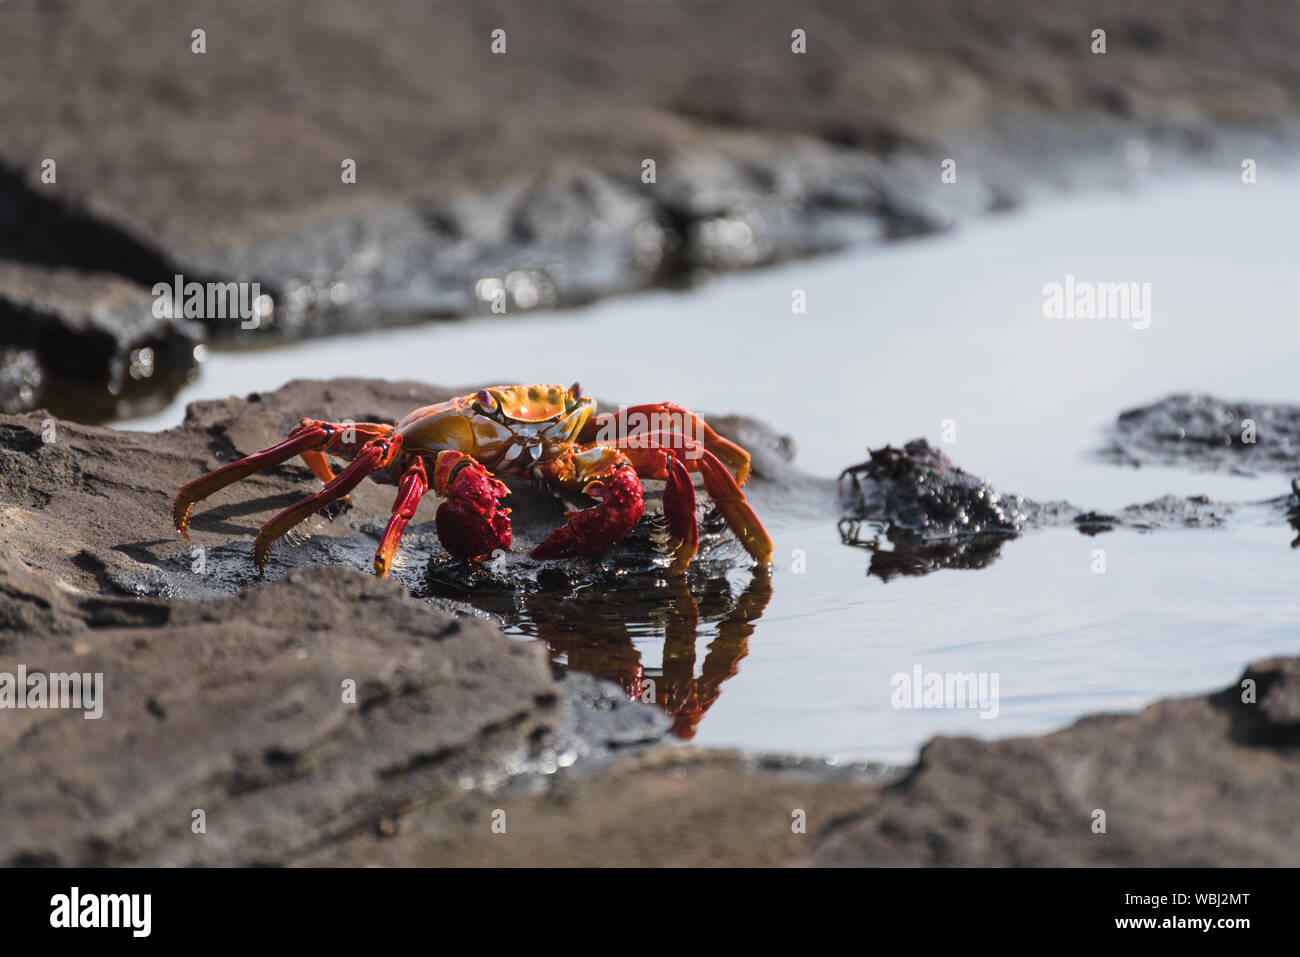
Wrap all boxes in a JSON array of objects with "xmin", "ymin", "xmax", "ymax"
[
  {"xmin": 431, "ymin": 451, "xmax": 511, "ymax": 561},
  {"xmin": 531, "ymin": 459, "xmax": 646, "ymax": 559}
]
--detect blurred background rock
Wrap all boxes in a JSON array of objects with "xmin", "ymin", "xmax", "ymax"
[{"xmin": 2, "ymin": 0, "xmax": 1299, "ymax": 417}]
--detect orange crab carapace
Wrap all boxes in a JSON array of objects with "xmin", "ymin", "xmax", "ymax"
[{"xmin": 172, "ymin": 383, "xmax": 773, "ymax": 578}]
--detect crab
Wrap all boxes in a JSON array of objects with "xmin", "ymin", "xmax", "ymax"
[{"xmin": 172, "ymin": 383, "xmax": 773, "ymax": 578}]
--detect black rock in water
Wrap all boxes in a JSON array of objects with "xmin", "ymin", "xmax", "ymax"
[{"xmin": 1102, "ymin": 393, "xmax": 1300, "ymax": 475}]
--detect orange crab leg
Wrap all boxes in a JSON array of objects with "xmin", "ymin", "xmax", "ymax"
[
  {"xmin": 174, "ymin": 423, "xmax": 338, "ymax": 537},
  {"xmin": 297, "ymin": 449, "xmax": 340, "ymax": 486},
  {"xmin": 298, "ymin": 421, "xmax": 396, "ymax": 488},
  {"xmin": 695, "ymin": 450, "xmax": 772, "ymax": 564},
  {"xmin": 173, "ymin": 418, "xmax": 393, "ymax": 537},
  {"xmin": 581, "ymin": 402, "xmax": 752, "ymax": 486},
  {"xmin": 613, "ymin": 448, "xmax": 698, "ymax": 575},
  {"xmin": 615, "ymin": 431, "xmax": 773, "ymax": 566},
  {"xmin": 299, "ymin": 423, "xmax": 388, "ymax": 479},
  {"xmin": 252, "ymin": 435, "xmax": 403, "ymax": 572},
  {"xmin": 373, "ymin": 456, "xmax": 430, "ymax": 578}
]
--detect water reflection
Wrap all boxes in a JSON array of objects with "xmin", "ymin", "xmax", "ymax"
[
  {"xmin": 426, "ymin": 558, "xmax": 773, "ymax": 740},
  {"xmin": 520, "ymin": 568, "xmax": 772, "ymax": 739},
  {"xmin": 837, "ymin": 517, "xmax": 1011, "ymax": 582}
]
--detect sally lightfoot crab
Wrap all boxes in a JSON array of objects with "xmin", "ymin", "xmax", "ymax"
[{"xmin": 172, "ymin": 383, "xmax": 773, "ymax": 578}]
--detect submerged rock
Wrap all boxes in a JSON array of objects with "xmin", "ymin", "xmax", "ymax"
[{"xmin": 1072, "ymin": 494, "xmax": 1237, "ymax": 535}]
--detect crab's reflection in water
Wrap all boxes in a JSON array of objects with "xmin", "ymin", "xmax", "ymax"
[
  {"xmin": 524, "ymin": 569, "xmax": 773, "ymax": 739},
  {"xmin": 426, "ymin": 551, "xmax": 772, "ymax": 739}
]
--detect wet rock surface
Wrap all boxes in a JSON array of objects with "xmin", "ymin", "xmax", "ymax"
[
  {"xmin": 838, "ymin": 439, "xmax": 1029, "ymax": 579},
  {"xmin": 1102, "ymin": 393, "xmax": 1300, "ymax": 475},
  {"xmin": 0, "ymin": 376, "xmax": 805, "ymax": 605},
  {"xmin": 839, "ymin": 438, "xmax": 1296, "ymax": 579}
]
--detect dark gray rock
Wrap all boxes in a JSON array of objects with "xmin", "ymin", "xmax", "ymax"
[
  {"xmin": 839, "ymin": 436, "xmax": 1297, "ymax": 580},
  {"xmin": 0, "ymin": 563, "xmax": 562, "ymax": 866},
  {"xmin": 837, "ymin": 439, "xmax": 1027, "ymax": 579},
  {"xmin": 1102, "ymin": 393, "xmax": 1300, "ymax": 475},
  {"xmin": 840, "ymin": 439, "xmax": 1031, "ymax": 538}
]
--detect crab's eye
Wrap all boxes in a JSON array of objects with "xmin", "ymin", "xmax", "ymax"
[
  {"xmin": 569, "ymin": 382, "xmax": 582, "ymax": 401},
  {"xmin": 475, "ymin": 389, "xmax": 502, "ymax": 416}
]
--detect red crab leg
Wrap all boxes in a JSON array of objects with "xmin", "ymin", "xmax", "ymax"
[
  {"xmin": 299, "ymin": 421, "xmax": 392, "ymax": 484},
  {"xmin": 298, "ymin": 422, "xmax": 395, "ymax": 508},
  {"xmin": 372, "ymin": 456, "xmax": 430, "ymax": 578},
  {"xmin": 580, "ymin": 402, "xmax": 753, "ymax": 486},
  {"xmin": 615, "ymin": 431, "xmax": 773, "ymax": 566},
  {"xmin": 252, "ymin": 435, "xmax": 403, "ymax": 572},
  {"xmin": 172, "ymin": 418, "xmax": 392, "ymax": 537},
  {"xmin": 660, "ymin": 454, "xmax": 699, "ymax": 574},
  {"xmin": 695, "ymin": 449, "xmax": 772, "ymax": 564},
  {"xmin": 618, "ymin": 448, "xmax": 698, "ymax": 575},
  {"xmin": 531, "ymin": 446, "xmax": 646, "ymax": 560},
  {"xmin": 430, "ymin": 450, "xmax": 512, "ymax": 561}
]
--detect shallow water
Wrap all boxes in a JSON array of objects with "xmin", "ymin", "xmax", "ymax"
[{"xmin": 120, "ymin": 173, "xmax": 1300, "ymax": 763}]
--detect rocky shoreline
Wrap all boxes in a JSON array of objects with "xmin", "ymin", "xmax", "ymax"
[{"xmin": 2, "ymin": 377, "xmax": 1298, "ymax": 865}]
